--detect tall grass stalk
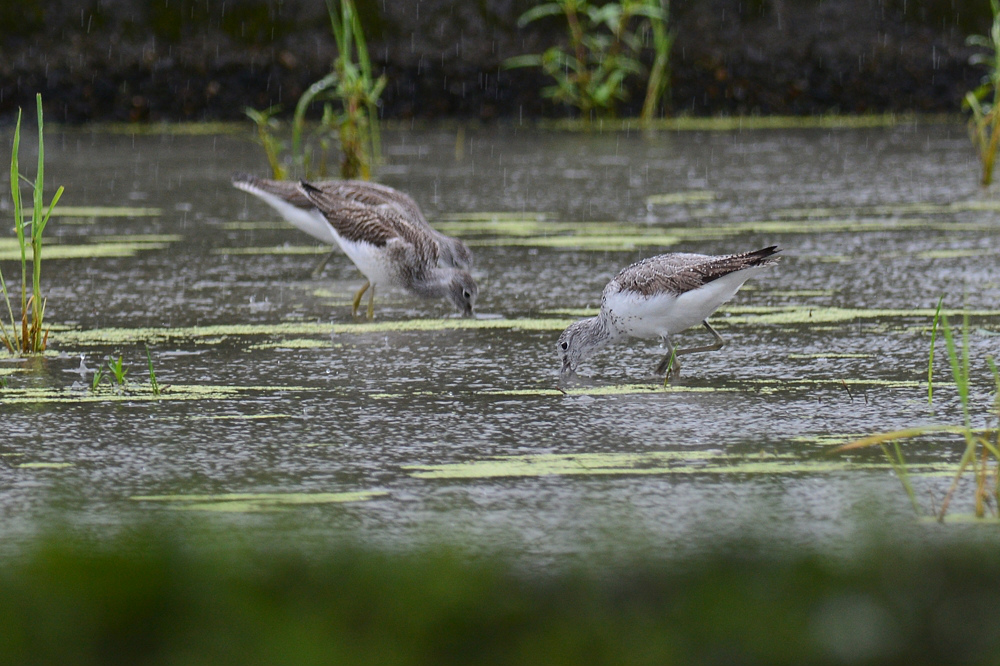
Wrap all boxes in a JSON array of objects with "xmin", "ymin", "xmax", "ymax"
[
  {"xmin": 245, "ymin": 0, "xmax": 384, "ymax": 180},
  {"xmin": 0, "ymin": 94, "xmax": 64, "ymax": 355},
  {"xmin": 927, "ymin": 296, "xmax": 944, "ymax": 403},
  {"xmin": 836, "ymin": 308, "xmax": 1000, "ymax": 521},
  {"xmin": 964, "ymin": 0, "xmax": 1000, "ymax": 185},
  {"xmin": 145, "ymin": 344, "xmax": 161, "ymax": 396},
  {"xmin": 639, "ymin": 0, "xmax": 673, "ymax": 123}
]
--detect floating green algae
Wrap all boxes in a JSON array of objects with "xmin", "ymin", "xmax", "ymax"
[
  {"xmin": 467, "ymin": 234, "xmax": 680, "ymax": 250},
  {"xmin": 211, "ymin": 245, "xmax": 332, "ymax": 256},
  {"xmin": 30, "ymin": 205, "xmax": 163, "ymax": 217},
  {"xmin": 187, "ymin": 414, "xmax": 293, "ymax": 421},
  {"xmin": 769, "ymin": 290, "xmax": 837, "ymax": 298},
  {"xmin": 916, "ymin": 249, "xmax": 994, "ymax": 259},
  {"xmin": 536, "ymin": 113, "xmax": 940, "ymax": 132},
  {"xmin": 95, "ymin": 234, "xmax": 184, "ymax": 244},
  {"xmin": 16, "ymin": 462, "xmax": 75, "ymax": 469},
  {"xmin": 130, "ymin": 490, "xmax": 387, "ymax": 512},
  {"xmin": 772, "ymin": 200, "xmax": 1000, "ymax": 219},
  {"xmin": 729, "ymin": 306, "xmax": 1000, "ymax": 326},
  {"xmin": 247, "ymin": 339, "xmax": 339, "ymax": 350},
  {"xmin": 787, "ymin": 353, "xmax": 873, "ymax": 359},
  {"xmin": 0, "ymin": 239, "xmax": 173, "ymax": 261},
  {"xmin": 404, "ymin": 450, "xmax": 955, "ymax": 480},
  {"xmin": 0, "ymin": 384, "xmax": 315, "ymax": 405},
  {"xmin": 481, "ymin": 384, "xmax": 736, "ymax": 397},
  {"xmin": 55, "ymin": 318, "xmax": 577, "ymax": 346},
  {"xmin": 645, "ymin": 191, "xmax": 717, "ymax": 206},
  {"xmin": 221, "ymin": 221, "xmax": 295, "ymax": 230},
  {"xmin": 73, "ymin": 121, "xmax": 245, "ymax": 135},
  {"xmin": 438, "ymin": 211, "xmax": 551, "ymax": 222}
]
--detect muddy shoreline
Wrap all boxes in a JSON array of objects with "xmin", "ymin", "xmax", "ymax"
[{"xmin": 0, "ymin": 0, "xmax": 988, "ymax": 124}]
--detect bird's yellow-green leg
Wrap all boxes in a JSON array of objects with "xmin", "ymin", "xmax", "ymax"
[
  {"xmin": 655, "ymin": 320, "xmax": 725, "ymax": 377},
  {"xmin": 351, "ymin": 281, "xmax": 370, "ymax": 317},
  {"xmin": 311, "ymin": 248, "xmax": 338, "ymax": 278},
  {"xmin": 366, "ymin": 284, "xmax": 376, "ymax": 320}
]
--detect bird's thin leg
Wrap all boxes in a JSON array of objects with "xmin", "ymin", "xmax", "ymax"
[
  {"xmin": 351, "ymin": 281, "xmax": 370, "ymax": 317},
  {"xmin": 674, "ymin": 320, "xmax": 726, "ymax": 356},
  {"xmin": 366, "ymin": 284, "xmax": 376, "ymax": 320},
  {"xmin": 310, "ymin": 248, "xmax": 337, "ymax": 278},
  {"xmin": 655, "ymin": 336, "xmax": 681, "ymax": 377}
]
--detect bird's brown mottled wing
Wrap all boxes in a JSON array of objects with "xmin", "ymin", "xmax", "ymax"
[
  {"xmin": 298, "ymin": 182, "xmax": 443, "ymax": 267},
  {"xmin": 610, "ymin": 247, "xmax": 781, "ymax": 297},
  {"xmin": 327, "ymin": 180, "xmax": 427, "ymax": 224}
]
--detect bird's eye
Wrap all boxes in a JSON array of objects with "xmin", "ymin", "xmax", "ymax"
[
  {"xmin": 560, "ymin": 341, "xmax": 569, "ymax": 350},
  {"xmin": 463, "ymin": 290, "xmax": 472, "ymax": 300}
]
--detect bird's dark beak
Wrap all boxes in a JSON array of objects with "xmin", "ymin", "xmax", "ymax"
[
  {"xmin": 560, "ymin": 359, "xmax": 575, "ymax": 377},
  {"xmin": 463, "ymin": 304, "xmax": 474, "ymax": 318}
]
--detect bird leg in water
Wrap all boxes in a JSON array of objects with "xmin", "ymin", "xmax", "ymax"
[
  {"xmin": 655, "ymin": 321, "xmax": 726, "ymax": 376},
  {"xmin": 351, "ymin": 281, "xmax": 371, "ymax": 318},
  {"xmin": 366, "ymin": 285, "xmax": 376, "ymax": 320},
  {"xmin": 311, "ymin": 248, "xmax": 338, "ymax": 278}
]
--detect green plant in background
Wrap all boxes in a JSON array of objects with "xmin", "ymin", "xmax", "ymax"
[
  {"xmin": 836, "ymin": 306, "xmax": 1000, "ymax": 521},
  {"xmin": 639, "ymin": 0, "xmax": 672, "ymax": 122},
  {"xmin": 244, "ymin": 106, "xmax": 288, "ymax": 181},
  {"xmin": 505, "ymin": 0, "xmax": 671, "ymax": 120},
  {"xmin": 0, "ymin": 94, "xmax": 64, "ymax": 355},
  {"xmin": 964, "ymin": 0, "xmax": 1000, "ymax": 185},
  {"xmin": 245, "ymin": 0, "xmax": 385, "ymax": 180}
]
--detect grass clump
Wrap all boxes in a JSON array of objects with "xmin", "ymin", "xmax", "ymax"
[
  {"xmin": 145, "ymin": 344, "xmax": 161, "ymax": 396},
  {"xmin": 246, "ymin": 0, "xmax": 384, "ymax": 180},
  {"xmin": 835, "ymin": 301, "xmax": 1000, "ymax": 521},
  {"xmin": 964, "ymin": 0, "xmax": 1000, "ymax": 185},
  {"xmin": 87, "ymin": 347, "xmax": 165, "ymax": 397},
  {"xmin": 506, "ymin": 0, "xmax": 672, "ymax": 121},
  {"xmin": 0, "ymin": 94, "xmax": 64, "ymax": 355}
]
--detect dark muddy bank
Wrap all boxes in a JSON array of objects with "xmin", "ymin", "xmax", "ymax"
[{"xmin": 0, "ymin": 1, "xmax": 990, "ymax": 123}]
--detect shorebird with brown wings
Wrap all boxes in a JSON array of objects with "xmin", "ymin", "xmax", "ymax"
[
  {"xmin": 558, "ymin": 246, "xmax": 781, "ymax": 378},
  {"xmin": 296, "ymin": 180, "xmax": 477, "ymax": 319},
  {"xmin": 231, "ymin": 174, "xmax": 474, "ymax": 275}
]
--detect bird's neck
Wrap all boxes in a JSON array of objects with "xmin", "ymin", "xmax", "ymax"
[
  {"xmin": 581, "ymin": 314, "xmax": 618, "ymax": 350},
  {"xmin": 408, "ymin": 267, "xmax": 453, "ymax": 299}
]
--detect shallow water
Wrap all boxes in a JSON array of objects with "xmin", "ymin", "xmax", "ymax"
[{"xmin": 2, "ymin": 122, "xmax": 999, "ymax": 561}]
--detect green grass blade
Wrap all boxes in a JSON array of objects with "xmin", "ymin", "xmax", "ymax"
[
  {"xmin": 1, "ymin": 110, "xmax": 22, "ymax": 349},
  {"xmin": 146, "ymin": 344, "xmax": 160, "ymax": 396},
  {"xmin": 881, "ymin": 442, "xmax": 920, "ymax": 514},
  {"xmin": 832, "ymin": 426, "xmax": 953, "ymax": 452},
  {"xmin": 941, "ymin": 315, "xmax": 972, "ymax": 430},
  {"xmin": 928, "ymin": 296, "xmax": 944, "ymax": 403}
]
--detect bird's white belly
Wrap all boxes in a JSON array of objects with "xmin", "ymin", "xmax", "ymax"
[
  {"xmin": 251, "ymin": 190, "xmax": 338, "ymax": 244},
  {"xmin": 334, "ymin": 235, "xmax": 397, "ymax": 288},
  {"xmin": 605, "ymin": 268, "xmax": 763, "ymax": 339}
]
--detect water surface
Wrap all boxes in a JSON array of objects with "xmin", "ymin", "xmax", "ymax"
[{"xmin": 2, "ymin": 122, "xmax": 999, "ymax": 561}]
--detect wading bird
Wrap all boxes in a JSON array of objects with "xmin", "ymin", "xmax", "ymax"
[
  {"xmin": 297, "ymin": 181, "xmax": 477, "ymax": 319},
  {"xmin": 558, "ymin": 247, "xmax": 781, "ymax": 378},
  {"xmin": 231, "ymin": 174, "xmax": 474, "ymax": 275}
]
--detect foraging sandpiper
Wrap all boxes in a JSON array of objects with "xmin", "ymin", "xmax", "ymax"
[
  {"xmin": 558, "ymin": 246, "xmax": 781, "ymax": 378},
  {"xmin": 231, "ymin": 174, "xmax": 474, "ymax": 275},
  {"xmin": 297, "ymin": 180, "xmax": 477, "ymax": 319}
]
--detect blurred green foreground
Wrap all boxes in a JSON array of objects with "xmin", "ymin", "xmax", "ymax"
[{"xmin": 1, "ymin": 530, "xmax": 999, "ymax": 666}]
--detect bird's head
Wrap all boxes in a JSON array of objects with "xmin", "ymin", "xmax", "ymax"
[{"xmin": 448, "ymin": 271, "xmax": 478, "ymax": 317}]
